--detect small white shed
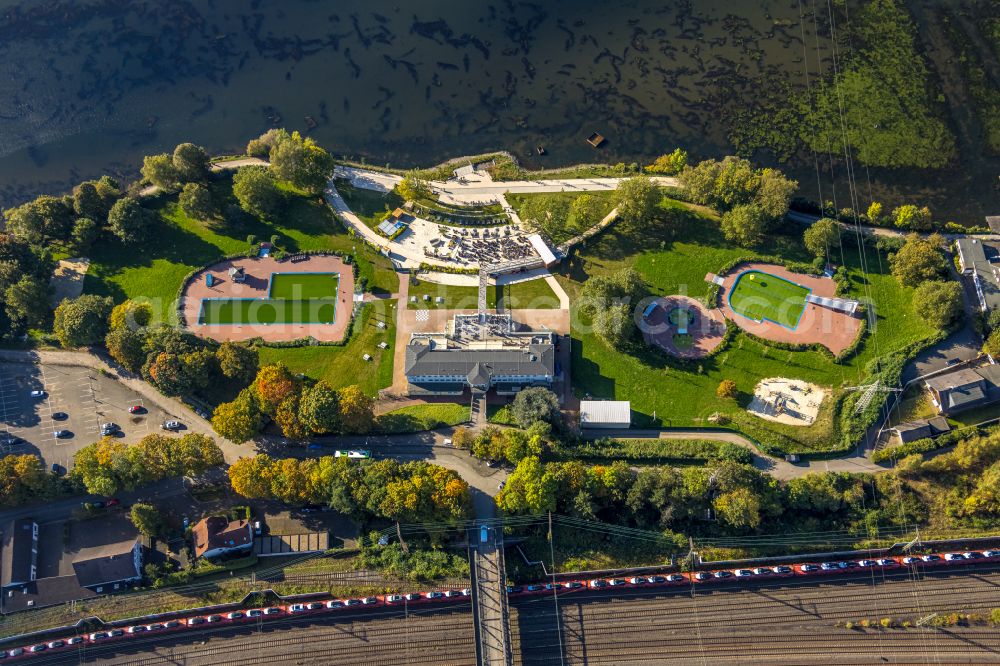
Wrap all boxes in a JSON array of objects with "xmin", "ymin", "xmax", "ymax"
[{"xmin": 579, "ymin": 400, "xmax": 631, "ymax": 429}]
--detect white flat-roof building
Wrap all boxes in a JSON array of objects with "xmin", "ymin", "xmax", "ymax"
[{"xmin": 579, "ymin": 400, "xmax": 631, "ymax": 429}]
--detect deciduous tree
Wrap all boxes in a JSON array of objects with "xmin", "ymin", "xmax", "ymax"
[
  {"xmin": 912, "ymin": 280, "xmax": 963, "ymax": 330},
  {"xmin": 232, "ymin": 166, "xmax": 280, "ymax": 219},
  {"xmin": 803, "ymin": 218, "xmax": 841, "ymax": 258},
  {"xmin": 107, "ymin": 198, "xmax": 155, "ymax": 245},
  {"xmin": 179, "ymin": 183, "xmax": 213, "ymax": 220},
  {"xmin": 211, "ymin": 389, "xmax": 265, "ymax": 444},
  {"xmin": 172, "ymin": 143, "xmax": 211, "ymax": 182},
  {"xmin": 52, "ymin": 294, "xmax": 113, "ymax": 348},
  {"xmin": 720, "ymin": 203, "xmax": 767, "ymax": 247},
  {"xmin": 889, "ymin": 234, "xmax": 947, "ymax": 286},
  {"xmin": 298, "ymin": 382, "xmax": 340, "ymax": 434},
  {"xmin": 216, "ymin": 341, "xmax": 259, "ymax": 383},
  {"xmin": 614, "ymin": 175, "xmax": 659, "ymax": 228},
  {"xmin": 338, "ymin": 384, "xmax": 374, "ymax": 434},
  {"xmin": 510, "ymin": 387, "xmax": 561, "ymax": 429},
  {"xmin": 141, "ymin": 153, "xmax": 180, "ymax": 192}
]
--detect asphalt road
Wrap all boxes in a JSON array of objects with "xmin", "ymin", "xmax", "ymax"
[{"xmin": 22, "ymin": 563, "xmax": 1000, "ymax": 664}]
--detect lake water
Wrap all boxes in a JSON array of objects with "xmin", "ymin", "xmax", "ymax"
[{"xmin": 0, "ymin": 0, "xmax": 995, "ymax": 223}]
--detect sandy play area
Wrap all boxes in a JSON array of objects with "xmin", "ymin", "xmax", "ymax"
[
  {"xmin": 49, "ymin": 258, "xmax": 90, "ymax": 306},
  {"xmin": 747, "ymin": 377, "xmax": 826, "ymax": 426}
]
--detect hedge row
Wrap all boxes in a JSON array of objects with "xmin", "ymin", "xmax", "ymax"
[{"xmin": 557, "ymin": 438, "xmax": 753, "ymax": 465}]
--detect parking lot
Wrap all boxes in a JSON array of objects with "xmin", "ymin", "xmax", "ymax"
[{"xmin": 0, "ymin": 362, "xmax": 177, "ymax": 472}]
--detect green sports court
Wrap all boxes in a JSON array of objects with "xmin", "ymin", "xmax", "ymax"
[
  {"xmin": 199, "ymin": 272, "xmax": 340, "ymax": 325},
  {"xmin": 727, "ymin": 269, "xmax": 810, "ymax": 329}
]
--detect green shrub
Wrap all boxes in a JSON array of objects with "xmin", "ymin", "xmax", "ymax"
[{"xmin": 555, "ymin": 438, "xmax": 753, "ymax": 465}]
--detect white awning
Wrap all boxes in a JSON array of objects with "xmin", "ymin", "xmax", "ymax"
[
  {"xmin": 580, "ymin": 400, "xmax": 631, "ymax": 428},
  {"xmin": 528, "ymin": 234, "xmax": 558, "ymax": 267}
]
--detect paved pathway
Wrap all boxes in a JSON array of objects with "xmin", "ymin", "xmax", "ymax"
[{"xmin": 590, "ymin": 429, "xmax": 884, "ymax": 480}]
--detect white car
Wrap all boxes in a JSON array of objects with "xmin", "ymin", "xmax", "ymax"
[
  {"xmin": 875, "ymin": 558, "xmax": 896, "ymax": 566},
  {"xmin": 289, "ymin": 604, "xmax": 307, "ymax": 613},
  {"xmin": 984, "ymin": 550, "xmax": 1000, "ymax": 558},
  {"xmin": 713, "ymin": 570, "xmax": 733, "ymax": 579},
  {"xmin": 162, "ymin": 420, "xmax": 182, "ymax": 431},
  {"xmin": 46, "ymin": 640, "xmax": 64, "ymax": 649},
  {"xmin": 608, "ymin": 578, "xmax": 626, "ymax": 586},
  {"xmin": 66, "ymin": 637, "xmax": 83, "ymax": 645},
  {"xmin": 89, "ymin": 632, "xmax": 108, "ymax": 641},
  {"xmin": 444, "ymin": 590, "xmax": 462, "ymax": 597},
  {"xmin": 943, "ymin": 553, "xmax": 965, "ymax": 561},
  {"xmin": 326, "ymin": 600, "xmax": 344, "ymax": 609},
  {"xmin": 126, "ymin": 626, "xmax": 146, "ymax": 634},
  {"xmin": 187, "ymin": 617, "xmax": 206, "ymax": 626},
  {"xmin": 29, "ymin": 390, "xmax": 45, "ymax": 399},
  {"xmin": 425, "ymin": 591, "xmax": 444, "ymax": 599},
  {"xmin": 29, "ymin": 645, "xmax": 46, "ymax": 653},
  {"xmin": 734, "ymin": 569, "xmax": 753, "ymax": 577},
  {"xmin": 902, "ymin": 556, "xmax": 919, "ymax": 565},
  {"xmin": 334, "ymin": 450, "xmax": 371, "ymax": 459},
  {"xmin": 386, "ymin": 594, "xmax": 403, "ymax": 603},
  {"xmin": 693, "ymin": 572, "xmax": 709, "ymax": 581},
  {"xmin": 460, "ymin": 588, "xmax": 471, "ymax": 596},
  {"xmin": 628, "ymin": 576, "xmax": 647, "ymax": 585},
  {"xmin": 752, "ymin": 567, "xmax": 773, "ymax": 575},
  {"xmin": 246, "ymin": 609, "xmax": 263, "ymax": 618},
  {"xmin": 563, "ymin": 581, "xmax": 583, "ymax": 589},
  {"xmin": 362, "ymin": 597, "xmax": 378, "ymax": 605},
  {"xmin": 588, "ymin": 579, "xmax": 607, "ymax": 588},
  {"xmin": 665, "ymin": 574, "xmax": 685, "ymax": 582}
]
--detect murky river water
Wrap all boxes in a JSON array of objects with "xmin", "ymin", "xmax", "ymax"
[{"xmin": 0, "ymin": 0, "xmax": 994, "ymax": 222}]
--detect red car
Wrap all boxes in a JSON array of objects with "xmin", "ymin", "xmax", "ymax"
[
  {"xmin": 128, "ymin": 405, "xmax": 143, "ymax": 414},
  {"xmin": 106, "ymin": 498, "xmax": 120, "ymax": 507}
]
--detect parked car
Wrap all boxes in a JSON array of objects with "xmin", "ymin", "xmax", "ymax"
[
  {"xmin": 46, "ymin": 640, "xmax": 64, "ymax": 649},
  {"xmin": 100, "ymin": 422, "xmax": 119, "ymax": 435},
  {"xmin": 66, "ymin": 637, "xmax": 83, "ymax": 645},
  {"xmin": 288, "ymin": 604, "xmax": 307, "ymax": 613},
  {"xmin": 206, "ymin": 614, "xmax": 222, "ymax": 623},
  {"xmin": 588, "ymin": 579, "xmax": 607, "ymax": 588},
  {"xmin": 525, "ymin": 585, "xmax": 544, "ymax": 592},
  {"xmin": 28, "ymin": 645, "xmax": 46, "ymax": 653},
  {"xmin": 752, "ymin": 567, "xmax": 773, "ymax": 575},
  {"xmin": 53, "ymin": 430, "xmax": 71, "ymax": 438},
  {"xmin": 145, "ymin": 623, "xmax": 164, "ymax": 631},
  {"xmin": 187, "ymin": 617, "xmax": 205, "ymax": 626},
  {"xmin": 306, "ymin": 602, "xmax": 324, "ymax": 610},
  {"xmin": 608, "ymin": 578, "xmax": 626, "ymax": 586},
  {"xmin": 128, "ymin": 405, "xmax": 144, "ymax": 414},
  {"xmin": 774, "ymin": 566, "xmax": 793, "ymax": 574},
  {"xmin": 713, "ymin": 570, "xmax": 732, "ymax": 579},
  {"xmin": 362, "ymin": 597, "xmax": 378, "ymax": 605},
  {"xmin": 563, "ymin": 581, "xmax": 583, "ymax": 589},
  {"xmin": 246, "ymin": 609, "xmax": 263, "ymax": 618},
  {"xmin": 734, "ymin": 569, "xmax": 753, "ymax": 577},
  {"xmin": 648, "ymin": 575, "xmax": 667, "ymax": 583},
  {"xmin": 326, "ymin": 600, "xmax": 343, "ymax": 609},
  {"xmin": 52, "ymin": 412, "xmax": 68, "ymax": 420},
  {"xmin": 50, "ymin": 463, "xmax": 63, "ymax": 476},
  {"xmin": 799, "ymin": 564, "xmax": 819, "ymax": 573},
  {"xmin": 665, "ymin": 574, "xmax": 685, "ymax": 582},
  {"xmin": 857, "ymin": 559, "xmax": 875, "ymax": 567},
  {"xmin": 943, "ymin": 553, "xmax": 965, "ymax": 561},
  {"xmin": 628, "ymin": 576, "xmax": 647, "ymax": 585},
  {"xmin": 29, "ymin": 390, "xmax": 45, "ymax": 399},
  {"xmin": 386, "ymin": 594, "xmax": 403, "ymax": 603},
  {"xmin": 343, "ymin": 599, "xmax": 362, "ymax": 607},
  {"xmin": 984, "ymin": 550, "xmax": 1000, "ymax": 558},
  {"xmin": 264, "ymin": 607, "xmax": 281, "ymax": 615},
  {"xmin": 921, "ymin": 554, "xmax": 942, "ymax": 563},
  {"xmin": 162, "ymin": 420, "xmax": 182, "ymax": 431},
  {"xmin": 902, "ymin": 556, "xmax": 919, "ymax": 565},
  {"xmin": 106, "ymin": 498, "xmax": 120, "ymax": 507},
  {"xmin": 404, "ymin": 593, "xmax": 420, "ymax": 601},
  {"xmin": 963, "ymin": 551, "xmax": 984, "ymax": 559},
  {"xmin": 875, "ymin": 558, "xmax": 896, "ymax": 566},
  {"xmin": 126, "ymin": 626, "xmax": 146, "ymax": 634}
]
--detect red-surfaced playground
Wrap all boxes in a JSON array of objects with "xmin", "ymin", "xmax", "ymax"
[
  {"xmin": 180, "ymin": 254, "xmax": 355, "ymax": 342},
  {"xmin": 709, "ymin": 263, "xmax": 862, "ymax": 355},
  {"xmin": 640, "ymin": 295, "xmax": 726, "ymax": 359}
]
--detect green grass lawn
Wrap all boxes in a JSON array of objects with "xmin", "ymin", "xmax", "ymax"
[
  {"xmin": 728, "ymin": 269, "xmax": 809, "ymax": 329},
  {"xmin": 334, "ymin": 178, "xmax": 404, "ymax": 230},
  {"xmin": 269, "ymin": 273, "xmax": 339, "ymax": 299},
  {"xmin": 84, "ymin": 174, "xmax": 397, "ymax": 323},
  {"xmin": 375, "ymin": 403, "xmax": 470, "ymax": 434},
  {"xmin": 257, "ymin": 302, "xmax": 396, "ymax": 396},
  {"xmin": 198, "ymin": 298, "xmax": 337, "ymax": 325},
  {"xmin": 506, "ymin": 191, "xmax": 618, "ymax": 244},
  {"xmin": 406, "ymin": 277, "xmax": 560, "ymax": 310},
  {"xmin": 557, "ymin": 196, "xmax": 938, "ymax": 454}
]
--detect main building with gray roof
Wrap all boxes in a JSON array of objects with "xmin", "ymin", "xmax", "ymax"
[{"xmin": 404, "ymin": 314, "xmax": 555, "ymax": 396}]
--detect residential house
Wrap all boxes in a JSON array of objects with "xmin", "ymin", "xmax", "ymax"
[
  {"xmin": 72, "ymin": 539, "xmax": 143, "ymax": 593},
  {"xmin": 192, "ymin": 516, "xmax": 253, "ymax": 559},
  {"xmin": 0, "ymin": 519, "xmax": 38, "ymax": 590},
  {"xmin": 924, "ymin": 366, "xmax": 1000, "ymax": 415}
]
